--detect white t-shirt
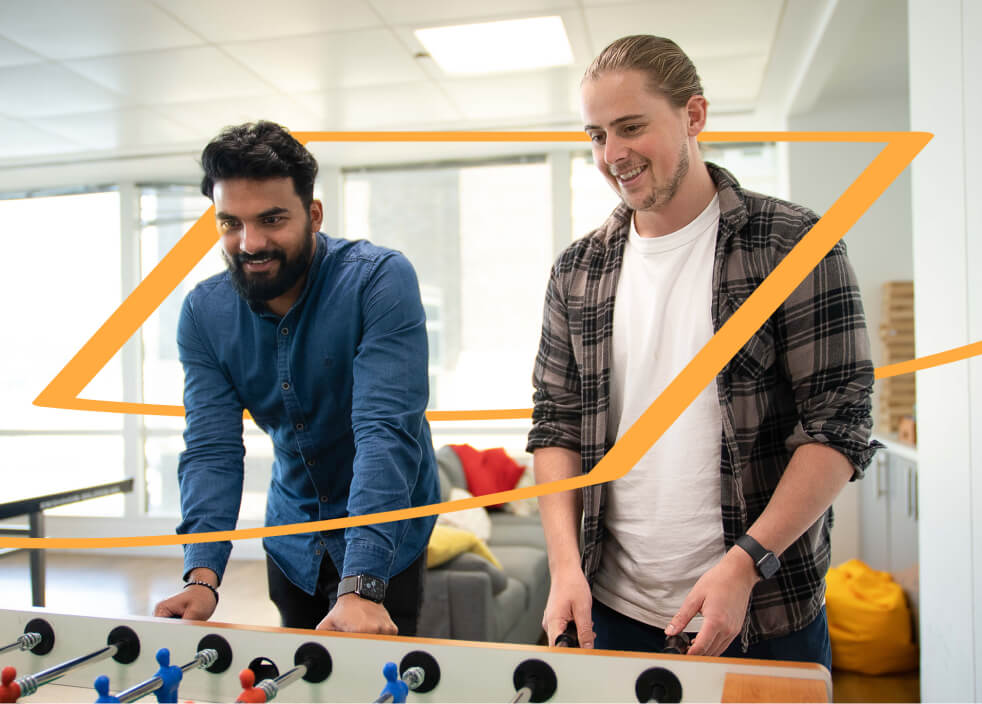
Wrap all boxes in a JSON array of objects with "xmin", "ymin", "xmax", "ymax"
[{"xmin": 592, "ymin": 195, "xmax": 726, "ymax": 631}]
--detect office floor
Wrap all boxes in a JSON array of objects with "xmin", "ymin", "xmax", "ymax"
[{"xmin": 0, "ymin": 551, "xmax": 919, "ymax": 702}]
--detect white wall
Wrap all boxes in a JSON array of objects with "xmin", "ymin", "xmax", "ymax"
[
  {"xmin": 785, "ymin": 3, "xmax": 914, "ymax": 568},
  {"xmin": 908, "ymin": 0, "xmax": 981, "ymax": 700}
]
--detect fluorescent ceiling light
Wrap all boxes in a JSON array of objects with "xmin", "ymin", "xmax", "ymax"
[{"xmin": 415, "ymin": 16, "xmax": 574, "ymax": 75}]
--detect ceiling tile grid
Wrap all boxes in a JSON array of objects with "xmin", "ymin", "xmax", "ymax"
[{"xmin": 0, "ymin": 0, "xmax": 790, "ymax": 166}]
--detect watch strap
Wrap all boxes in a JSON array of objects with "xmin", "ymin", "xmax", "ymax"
[
  {"xmin": 735, "ymin": 534, "xmax": 780, "ymax": 578},
  {"xmin": 337, "ymin": 574, "xmax": 386, "ymax": 603}
]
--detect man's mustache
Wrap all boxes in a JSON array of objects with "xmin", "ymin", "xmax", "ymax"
[{"xmin": 236, "ymin": 250, "xmax": 285, "ymax": 265}]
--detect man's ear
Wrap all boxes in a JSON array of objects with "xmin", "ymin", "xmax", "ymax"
[
  {"xmin": 686, "ymin": 95, "xmax": 708, "ymax": 136},
  {"xmin": 309, "ymin": 200, "xmax": 324, "ymax": 232}
]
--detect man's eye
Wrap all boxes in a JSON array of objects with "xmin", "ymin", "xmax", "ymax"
[
  {"xmin": 263, "ymin": 216, "xmax": 283, "ymax": 225},
  {"xmin": 219, "ymin": 220, "xmax": 239, "ymax": 231},
  {"xmin": 589, "ymin": 133, "xmax": 605, "ymax": 144},
  {"xmin": 623, "ymin": 124, "xmax": 642, "ymax": 134}
]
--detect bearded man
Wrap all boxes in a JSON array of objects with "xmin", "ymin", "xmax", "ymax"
[{"xmin": 153, "ymin": 121, "xmax": 439, "ymax": 636}]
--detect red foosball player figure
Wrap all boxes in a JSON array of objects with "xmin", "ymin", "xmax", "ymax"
[
  {"xmin": 0, "ymin": 666, "xmax": 21, "ymax": 704},
  {"xmin": 236, "ymin": 668, "xmax": 266, "ymax": 703}
]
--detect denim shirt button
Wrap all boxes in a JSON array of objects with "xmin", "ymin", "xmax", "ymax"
[
  {"xmin": 280, "ymin": 327, "xmax": 289, "ymax": 335},
  {"xmin": 320, "ymin": 495, "xmax": 329, "ymax": 502},
  {"xmin": 295, "ymin": 423, "xmax": 304, "ymax": 431},
  {"xmin": 281, "ymin": 381, "xmax": 290, "ymax": 390},
  {"xmin": 306, "ymin": 459, "xmax": 316, "ymax": 467}
]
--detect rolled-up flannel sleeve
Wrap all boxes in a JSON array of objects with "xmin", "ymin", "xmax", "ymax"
[
  {"xmin": 175, "ymin": 294, "xmax": 245, "ymax": 584},
  {"xmin": 526, "ymin": 260, "xmax": 583, "ymax": 454},
  {"xmin": 776, "ymin": 238, "xmax": 880, "ymax": 477}
]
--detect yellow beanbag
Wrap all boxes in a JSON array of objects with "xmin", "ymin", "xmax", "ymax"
[
  {"xmin": 426, "ymin": 524, "xmax": 502, "ymax": 569},
  {"xmin": 826, "ymin": 559, "xmax": 918, "ymax": 674}
]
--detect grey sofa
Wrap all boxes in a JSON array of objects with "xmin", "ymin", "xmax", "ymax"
[{"xmin": 417, "ymin": 446, "xmax": 549, "ymax": 644}]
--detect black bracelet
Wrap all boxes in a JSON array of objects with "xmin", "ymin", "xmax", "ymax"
[{"xmin": 183, "ymin": 580, "xmax": 219, "ymax": 605}]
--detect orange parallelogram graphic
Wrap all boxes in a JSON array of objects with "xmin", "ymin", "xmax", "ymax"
[{"xmin": 15, "ymin": 129, "xmax": 969, "ymax": 552}]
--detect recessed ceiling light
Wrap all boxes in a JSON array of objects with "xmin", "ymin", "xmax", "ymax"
[{"xmin": 414, "ymin": 16, "xmax": 574, "ymax": 75}]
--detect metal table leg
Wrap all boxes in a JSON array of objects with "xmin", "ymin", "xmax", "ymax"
[{"xmin": 28, "ymin": 511, "xmax": 45, "ymax": 607}]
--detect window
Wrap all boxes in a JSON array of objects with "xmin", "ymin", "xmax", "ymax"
[
  {"xmin": 139, "ymin": 185, "xmax": 273, "ymax": 518},
  {"xmin": 0, "ymin": 190, "xmax": 125, "ymax": 516},
  {"xmin": 1, "ymin": 143, "xmax": 783, "ymax": 522},
  {"xmin": 342, "ymin": 160, "xmax": 552, "ymax": 412}
]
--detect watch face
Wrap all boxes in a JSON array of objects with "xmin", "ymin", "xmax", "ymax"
[
  {"xmin": 758, "ymin": 553, "xmax": 780, "ymax": 579},
  {"xmin": 357, "ymin": 575, "xmax": 386, "ymax": 602}
]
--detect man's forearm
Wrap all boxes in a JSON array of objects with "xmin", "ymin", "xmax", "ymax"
[
  {"xmin": 745, "ymin": 442, "xmax": 855, "ymax": 557},
  {"xmin": 533, "ymin": 447, "xmax": 584, "ymax": 574}
]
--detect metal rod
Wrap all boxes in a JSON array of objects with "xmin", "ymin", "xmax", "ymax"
[
  {"xmin": 510, "ymin": 685, "xmax": 534, "ymax": 703},
  {"xmin": 0, "ymin": 632, "xmax": 40, "ymax": 656},
  {"xmin": 256, "ymin": 663, "xmax": 308, "ymax": 702},
  {"xmin": 402, "ymin": 666, "xmax": 424, "ymax": 691},
  {"xmin": 116, "ymin": 649, "xmax": 218, "ymax": 703},
  {"xmin": 371, "ymin": 665, "xmax": 427, "ymax": 704},
  {"xmin": 15, "ymin": 643, "xmax": 118, "ymax": 696}
]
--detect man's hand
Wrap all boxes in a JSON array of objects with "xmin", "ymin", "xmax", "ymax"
[
  {"xmin": 317, "ymin": 594, "xmax": 398, "ymax": 635},
  {"xmin": 153, "ymin": 568, "xmax": 219, "ymax": 621},
  {"xmin": 543, "ymin": 565, "xmax": 595, "ymax": 649},
  {"xmin": 153, "ymin": 588, "xmax": 218, "ymax": 620},
  {"xmin": 664, "ymin": 547, "xmax": 759, "ymax": 656}
]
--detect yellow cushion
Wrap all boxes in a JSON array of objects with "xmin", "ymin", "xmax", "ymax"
[
  {"xmin": 826, "ymin": 559, "xmax": 918, "ymax": 674},
  {"xmin": 426, "ymin": 524, "xmax": 502, "ymax": 570}
]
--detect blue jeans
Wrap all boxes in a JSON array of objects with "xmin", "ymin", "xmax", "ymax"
[{"xmin": 592, "ymin": 599, "xmax": 831, "ymax": 670}]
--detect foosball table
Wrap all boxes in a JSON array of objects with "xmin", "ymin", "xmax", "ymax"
[{"xmin": 0, "ymin": 608, "xmax": 831, "ymax": 702}]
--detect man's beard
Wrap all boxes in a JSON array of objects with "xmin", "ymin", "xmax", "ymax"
[
  {"xmin": 224, "ymin": 223, "xmax": 315, "ymax": 305},
  {"xmin": 634, "ymin": 139, "xmax": 689, "ymax": 211}
]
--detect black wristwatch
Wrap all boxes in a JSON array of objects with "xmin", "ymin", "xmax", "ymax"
[
  {"xmin": 337, "ymin": 574, "xmax": 387, "ymax": 603},
  {"xmin": 735, "ymin": 534, "xmax": 781, "ymax": 579}
]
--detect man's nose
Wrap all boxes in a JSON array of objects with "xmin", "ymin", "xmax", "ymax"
[
  {"xmin": 604, "ymin": 134, "xmax": 630, "ymax": 166},
  {"xmin": 239, "ymin": 224, "xmax": 267, "ymax": 254}
]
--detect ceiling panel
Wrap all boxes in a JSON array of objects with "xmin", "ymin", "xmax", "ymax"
[
  {"xmin": 65, "ymin": 47, "xmax": 276, "ymax": 105},
  {"xmin": 583, "ymin": 0, "xmax": 783, "ymax": 59},
  {"xmin": 0, "ymin": 37, "xmax": 42, "ymax": 68},
  {"xmin": 294, "ymin": 82, "xmax": 460, "ymax": 129},
  {"xmin": 32, "ymin": 108, "xmax": 196, "ymax": 151},
  {"xmin": 220, "ymin": 29, "xmax": 428, "ymax": 92},
  {"xmin": 154, "ymin": 96, "xmax": 321, "ymax": 140},
  {"xmin": 442, "ymin": 68, "xmax": 581, "ymax": 123},
  {"xmin": 154, "ymin": 0, "xmax": 382, "ymax": 42},
  {"xmin": 0, "ymin": 116, "xmax": 83, "ymax": 160},
  {"xmin": 0, "ymin": 63, "xmax": 128, "ymax": 117},
  {"xmin": 368, "ymin": 0, "xmax": 577, "ymax": 27},
  {"xmin": 0, "ymin": 0, "xmax": 202, "ymax": 59},
  {"xmin": 699, "ymin": 54, "xmax": 771, "ymax": 109}
]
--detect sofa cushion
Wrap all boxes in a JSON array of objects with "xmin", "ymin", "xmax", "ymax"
[
  {"xmin": 436, "ymin": 444, "xmax": 468, "ymax": 492},
  {"xmin": 491, "ymin": 545, "xmax": 550, "ymax": 611},
  {"xmin": 487, "ymin": 513, "xmax": 547, "ymax": 550},
  {"xmin": 433, "ymin": 551, "xmax": 508, "ymax": 595},
  {"xmin": 493, "ymin": 577, "xmax": 529, "ymax": 642}
]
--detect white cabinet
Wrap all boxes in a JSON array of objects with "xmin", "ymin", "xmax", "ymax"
[{"xmin": 859, "ymin": 439, "xmax": 918, "ymax": 574}]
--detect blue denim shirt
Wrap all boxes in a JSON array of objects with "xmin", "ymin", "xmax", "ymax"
[{"xmin": 176, "ymin": 233, "xmax": 439, "ymax": 594}]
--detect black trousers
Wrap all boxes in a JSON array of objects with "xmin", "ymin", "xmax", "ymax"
[{"xmin": 266, "ymin": 551, "xmax": 426, "ymax": 636}]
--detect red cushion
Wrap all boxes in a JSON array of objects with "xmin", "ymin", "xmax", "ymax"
[{"xmin": 449, "ymin": 444, "xmax": 526, "ymax": 508}]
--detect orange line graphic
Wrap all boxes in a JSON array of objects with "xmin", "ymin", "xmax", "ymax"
[
  {"xmin": 15, "ymin": 131, "xmax": 944, "ymax": 551},
  {"xmin": 875, "ymin": 339, "xmax": 982, "ymax": 379}
]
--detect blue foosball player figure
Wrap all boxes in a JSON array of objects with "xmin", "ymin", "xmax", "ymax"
[
  {"xmin": 152, "ymin": 648, "xmax": 183, "ymax": 703},
  {"xmin": 380, "ymin": 662, "xmax": 408, "ymax": 704},
  {"xmin": 93, "ymin": 674, "xmax": 120, "ymax": 703}
]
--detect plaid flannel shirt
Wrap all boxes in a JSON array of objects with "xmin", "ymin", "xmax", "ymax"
[{"xmin": 527, "ymin": 163, "xmax": 880, "ymax": 646}]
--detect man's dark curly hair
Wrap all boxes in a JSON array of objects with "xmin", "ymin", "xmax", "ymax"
[{"xmin": 200, "ymin": 121, "xmax": 319, "ymax": 209}]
